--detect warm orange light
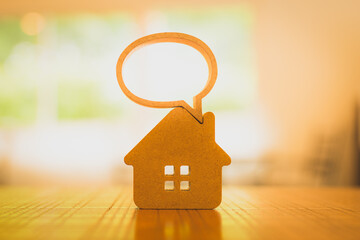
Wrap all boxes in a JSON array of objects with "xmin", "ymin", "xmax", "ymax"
[{"xmin": 20, "ymin": 12, "xmax": 45, "ymax": 36}]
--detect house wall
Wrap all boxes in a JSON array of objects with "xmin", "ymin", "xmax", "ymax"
[{"xmin": 133, "ymin": 160, "xmax": 223, "ymax": 209}]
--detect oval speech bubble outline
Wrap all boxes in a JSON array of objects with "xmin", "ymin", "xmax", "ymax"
[{"xmin": 116, "ymin": 32, "xmax": 217, "ymax": 123}]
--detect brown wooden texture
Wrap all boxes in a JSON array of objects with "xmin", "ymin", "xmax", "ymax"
[
  {"xmin": 116, "ymin": 32, "xmax": 218, "ymax": 123},
  {"xmin": 0, "ymin": 187, "xmax": 359, "ymax": 240},
  {"xmin": 125, "ymin": 108, "xmax": 231, "ymax": 209}
]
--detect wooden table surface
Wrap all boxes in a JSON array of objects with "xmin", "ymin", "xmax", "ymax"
[{"xmin": 0, "ymin": 186, "xmax": 359, "ymax": 240}]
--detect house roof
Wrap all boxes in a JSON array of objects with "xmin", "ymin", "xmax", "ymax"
[{"xmin": 124, "ymin": 107, "xmax": 231, "ymax": 166}]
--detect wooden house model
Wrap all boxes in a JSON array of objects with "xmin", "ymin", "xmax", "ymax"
[{"xmin": 125, "ymin": 108, "xmax": 231, "ymax": 209}]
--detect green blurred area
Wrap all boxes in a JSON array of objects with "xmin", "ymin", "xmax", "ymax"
[
  {"xmin": 57, "ymin": 81, "xmax": 122, "ymax": 120},
  {"xmin": 0, "ymin": 14, "xmax": 130, "ymax": 127},
  {"xmin": 0, "ymin": 83, "xmax": 37, "ymax": 127},
  {"xmin": 0, "ymin": 18, "xmax": 36, "ymax": 127},
  {"xmin": 0, "ymin": 7, "xmax": 255, "ymax": 127},
  {"xmin": 0, "ymin": 18, "xmax": 35, "ymax": 62}
]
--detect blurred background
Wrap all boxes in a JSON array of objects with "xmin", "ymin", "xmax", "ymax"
[{"xmin": 0, "ymin": 0, "xmax": 359, "ymax": 186}]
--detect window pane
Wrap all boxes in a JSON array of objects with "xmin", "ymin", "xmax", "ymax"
[
  {"xmin": 180, "ymin": 181, "xmax": 190, "ymax": 191},
  {"xmin": 180, "ymin": 165, "xmax": 189, "ymax": 175},
  {"xmin": 165, "ymin": 165, "xmax": 174, "ymax": 175},
  {"xmin": 165, "ymin": 181, "xmax": 174, "ymax": 191}
]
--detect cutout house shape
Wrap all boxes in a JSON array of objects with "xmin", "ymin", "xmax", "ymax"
[{"xmin": 125, "ymin": 108, "xmax": 231, "ymax": 209}]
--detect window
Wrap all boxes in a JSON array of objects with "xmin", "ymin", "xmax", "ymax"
[
  {"xmin": 165, "ymin": 165, "xmax": 174, "ymax": 175},
  {"xmin": 180, "ymin": 165, "xmax": 189, "ymax": 175},
  {"xmin": 164, "ymin": 165, "xmax": 191, "ymax": 191},
  {"xmin": 165, "ymin": 181, "xmax": 174, "ymax": 190},
  {"xmin": 180, "ymin": 181, "xmax": 190, "ymax": 191}
]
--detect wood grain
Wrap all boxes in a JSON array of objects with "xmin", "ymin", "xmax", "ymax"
[{"xmin": 0, "ymin": 186, "xmax": 359, "ymax": 240}]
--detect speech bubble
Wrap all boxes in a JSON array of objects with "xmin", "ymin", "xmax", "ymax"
[{"xmin": 116, "ymin": 32, "xmax": 217, "ymax": 123}]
